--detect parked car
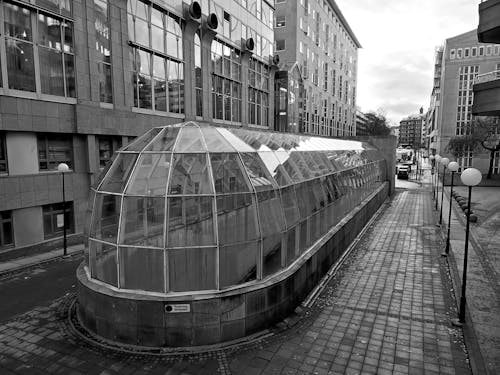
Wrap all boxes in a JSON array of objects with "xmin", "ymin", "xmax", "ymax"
[{"xmin": 397, "ymin": 166, "xmax": 409, "ymax": 179}]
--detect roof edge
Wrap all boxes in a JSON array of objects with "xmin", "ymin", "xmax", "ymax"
[{"xmin": 327, "ymin": 0, "xmax": 361, "ymax": 48}]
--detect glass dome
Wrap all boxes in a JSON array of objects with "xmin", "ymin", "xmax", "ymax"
[{"xmin": 86, "ymin": 122, "xmax": 386, "ymax": 294}]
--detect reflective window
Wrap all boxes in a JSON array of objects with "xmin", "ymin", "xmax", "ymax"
[
  {"xmin": 128, "ymin": 0, "xmax": 184, "ymax": 114},
  {"xmin": 168, "ymin": 247, "xmax": 216, "ymax": 291},
  {"xmin": 219, "ymin": 242, "xmax": 258, "ymax": 288},
  {"xmin": 120, "ymin": 196, "xmax": 165, "ymax": 247},
  {"xmin": 0, "ymin": 133, "xmax": 7, "ymax": 174},
  {"xmin": 89, "ymin": 240, "xmax": 117, "ymax": 286},
  {"xmin": 248, "ymin": 58, "xmax": 270, "ymax": 127},
  {"xmin": 119, "ymin": 246, "xmax": 164, "ymax": 292},
  {"xmin": 43, "ymin": 202, "xmax": 74, "ymax": 239},
  {"xmin": 4, "ymin": 3, "xmax": 74, "ymax": 96},
  {"xmin": 217, "ymin": 193, "xmax": 259, "ymax": 244},
  {"xmin": 37, "ymin": 133, "xmax": 73, "ymax": 171},
  {"xmin": 194, "ymin": 32, "xmax": 202, "ymax": 117},
  {"xmin": 94, "ymin": 0, "xmax": 112, "ymax": 103},
  {"xmin": 0, "ymin": 210, "xmax": 13, "ymax": 248}
]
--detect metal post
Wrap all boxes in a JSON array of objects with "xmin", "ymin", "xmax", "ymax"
[
  {"xmin": 452, "ymin": 186, "xmax": 472, "ymax": 326},
  {"xmin": 439, "ymin": 167, "xmax": 446, "ymax": 225},
  {"xmin": 62, "ymin": 171, "xmax": 67, "ymax": 257},
  {"xmin": 435, "ymin": 166, "xmax": 439, "ymax": 210},
  {"xmin": 443, "ymin": 171, "xmax": 455, "ymax": 256}
]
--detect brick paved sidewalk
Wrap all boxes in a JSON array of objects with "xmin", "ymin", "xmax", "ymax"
[{"xmin": 0, "ymin": 187, "xmax": 472, "ymax": 374}]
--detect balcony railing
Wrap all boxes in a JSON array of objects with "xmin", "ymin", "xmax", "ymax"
[{"xmin": 474, "ymin": 70, "xmax": 500, "ymax": 84}]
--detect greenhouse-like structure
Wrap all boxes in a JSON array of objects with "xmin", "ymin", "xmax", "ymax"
[{"xmin": 77, "ymin": 121, "xmax": 391, "ymax": 347}]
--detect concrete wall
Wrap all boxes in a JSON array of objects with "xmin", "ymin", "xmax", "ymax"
[
  {"xmin": 13, "ymin": 207, "xmax": 43, "ymax": 247},
  {"xmin": 6, "ymin": 132, "xmax": 38, "ymax": 175}
]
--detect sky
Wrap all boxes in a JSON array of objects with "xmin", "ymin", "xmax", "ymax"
[{"xmin": 335, "ymin": 0, "xmax": 479, "ymax": 126}]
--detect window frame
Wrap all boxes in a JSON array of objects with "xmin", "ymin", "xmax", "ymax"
[
  {"xmin": 37, "ymin": 133, "xmax": 74, "ymax": 172},
  {"xmin": 0, "ymin": 210, "xmax": 13, "ymax": 248},
  {"xmin": 42, "ymin": 201, "xmax": 74, "ymax": 240},
  {"xmin": 0, "ymin": 132, "xmax": 7, "ymax": 174}
]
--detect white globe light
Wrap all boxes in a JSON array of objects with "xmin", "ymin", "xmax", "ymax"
[
  {"xmin": 435, "ymin": 154, "xmax": 442, "ymax": 162},
  {"xmin": 460, "ymin": 168, "xmax": 482, "ymax": 186},
  {"xmin": 440, "ymin": 157, "xmax": 450, "ymax": 166},
  {"xmin": 448, "ymin": 161, "xmax": 459, "ymax": 172},
  {"xmin": 57, "ymin": 163, "xmax": 69, "ymax": 172}
]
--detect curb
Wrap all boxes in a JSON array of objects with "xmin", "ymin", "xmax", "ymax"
[{"xmin": 0, "ymin": 250, "xmax": 84, "ymax": 280}]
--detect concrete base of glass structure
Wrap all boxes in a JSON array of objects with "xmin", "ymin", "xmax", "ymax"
[{"xmin": 76, "ymin": 183, "xmax": 389, "ymax": 348}]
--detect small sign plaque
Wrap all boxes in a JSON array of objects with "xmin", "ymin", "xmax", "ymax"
[
  {"xmin": 57, "ymin": 214, "xmax": 64, "ymax": 228},
  {"xmin": 165, "ymin": 304, "xmax": 190, "ymax": 313}
]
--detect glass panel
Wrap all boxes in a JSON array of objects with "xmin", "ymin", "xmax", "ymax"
[
  {"xmin": 174, "ymin": 125, "xmax": 205, "ymax": 152},
  {"xmin": 99, "ymin": 153, "xmax": 138, "ymax": 193},
  {"xmin": 240, "ymin": 153, "xmax": 277, "ymax": 191},
  {"xmin": 120, "ymin": 197, "xmax": 165, "ymax": 247},
  {"xmin": 6, "ymin": 39, "xmax": 35, "ymax": 91},
  {"xmin": 168, "ymin": 154, "xmax": 213, "ymax": 195},
  {"xmin": 263, "ymin": 234, "xmax": 282, "ymax": 278},
  {"xmin": 37, "ymin": 14, "xmax": 61, "ymax": 49},
  {"xmin": 144, "ymin": 126, "xmax": 179, "ymax": 152},
  {"xmin": 4, "ymin": 3, "xmax": 32, "ymax": 41},
  {"xmin": 217, "ymin": 194, "xmax": 259, "ymax": 244},
  {"xmin": 90, "ymin": 193, "xmax": 121, "ymax": 243},
  {"xmin": 168, "ymin": 248, "xmax": 216, "ymax": 292},
  {"xmin": 167, "ymin": 196, "xmax": 215, "ymax": 247},
  {"xmin": 219, "ymin": 242, "xmax": 258, "ymax": 288},
  {"xmin": 210, "ymin": 153, "xmax": 252, "ymax": 194},
  {"xmin": 119, "ymin": 247, "xmax": 164, "ymax": 292},
  {"xmin": 39, "ymin": 48, "xmax": 64, "ymax": 96},
  {"xmin": 256, "ymin": 190, "xmax": 285, "ymax": 237},
  {"xmin": 200, "ymin": 127, "xmax": 235, "ymax": 152},
  {"xmin": 125, "ymin": 153, "xmax": 171, "ymax": 195},
  {"xmin": 299, "ymin": 219, "xmax": 308, "ymax": 252},
  {"xmin": 280, "ymin": 186, "xmax": 300, "ymax": 228},
  {"xmin": 218, "ymin": 128, "xmax": 255, "ymax": 152},
  {"xmin": 154, "ymin": 77, "xmax": 166, "ymax": 111},
  {"xmin": 123, "ymin": 128, "xmax": 162, "ymax": 151},
  {"xmin": 89, "ymin": 240, "xmax": 117, "ymax": 286},
  {"xmin": 295, "ymin": 182, "xmax": 315, "ymax": 219},
  {"xmin": 64, "ymin": 53, "xmax": 76, "ymax": 97}
]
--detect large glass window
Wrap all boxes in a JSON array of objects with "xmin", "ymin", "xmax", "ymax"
[
  {"xmin": 42, "ymin": 202, "xmax": 74, "ymax": 239},
  {"xmin": 248, "ymin": 58, "xmax": 270, "ymax": 127},
  {"xmin": 0, "ymin": 210, "xmax": 13, "ymax": 248},
  {"xmin": 97, "ymin": 136, "xmax": 121, "ymax": 169},
  {"xmin": 211, "ymin": 39, "xmax": 241, "ymax": 123},
  {"xmin": 128, "ymin": 0, "xmax": 184, "ymax": 114},
  {"xmin": 194, "ymin": 32, "xmax": 202, "ymax": 117},
  {"xmin": 3, "ymin": 2, "xmax": 75, "ymax": 96},
  {"xmin": 94, "ymin": 0, "xmax": 112, "ymax": 103},
  {"xmin": 37, "ymin": 133, "xmax": 73, "ymax": 171},
  {"xmin": 0, "ymin": 132, "xmax": 7, "ymax": 174}
]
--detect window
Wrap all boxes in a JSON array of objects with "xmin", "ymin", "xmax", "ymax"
[
  {"xmin": 94, "ymin": 0, "xmax": 112, "ymax": 103},
  {"xmin": 128, "ymin": 0, "xmax": 184, "ymax": 114},
  {"xmin": 3, "ymin": 2, "xmax": 75, "ymax": 97},
  {"xmin": 0, "ymin": 133, "xmax": 7, "ymax": 174},
  {"xmin": 195, "ymin": 32, "xmax": 202, "ymax": 117},
  {"xmin": 464, "ymin": 48, "xmax": 469, "ymax": 58},
  {"xmin": 456, "ymin": 49, "xmax": 462, "ymax": 59},
  {"xmin": 486, "ymin": 45, "xmax": 492, "ymax": 56},
  {"xmin": 43, "ymin": 202, "xmax": 74, "ymax": 239},
  {"xmin": 479, "ymin": 46, "xmax": 484, "ymax": 56},
  {"xmin": 275, "ymin": 15, "xmax": 285, "ymax": 28},
  {"xmin": 211, "ymin": 39, "xmax": 242, "ymax": 122},
  {"xmin": 37, "ymin": 134, "xmax": 73, "ymax": 171},
  {"xmin": 493, "ymin": 151, "xmax": 500, "ymax": 175},
  {"xmin": 472, "ymin": 47, "xmax": 477, "ymax": 57},
  {"xmin": 248, "ymin": 58, "xmax": 270, "ymax": 127},
  {"xmin": 495, "ymin": 46, "xmax": 500, "ymax": 55},
  {"xmin": 276, "ymin": 39, "xmax": 285, "ymax": 51},
  {"xmin": 0, "ymin": 211, "xmax": 13, "ymax": 248},
  {"xmin": 98, "ymin": 136, "xmax": 121, "ymax": 169},
  {"xmin": 450, "ymin": 49, "xmax": 456, "ymax": 59}
]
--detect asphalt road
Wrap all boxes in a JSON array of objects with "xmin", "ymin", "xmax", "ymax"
[{"xmin": 0, "ymin": 256, "xmax": 82, "ymax": 323}]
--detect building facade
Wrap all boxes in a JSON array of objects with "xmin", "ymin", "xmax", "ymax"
[
  {"xmin": 432, "ymin": 29, "xmax": 500, "ymax": 172},
  {"xmin": 355, "ymin": 109, "xmax": 368, "ymax": 136},
  {"xmin": 0, "ymin": 0, "xmax": 277, "ymax": 254},
  {"xmin": 398, "ymin": 109, "xmax": 424, "ymax": 148},
  {"xmin": 273, "ymin": 0, "xmax": 360, "ymax": 136},
  {"xmin": 427, "ymin": 47, "xmax": 444, "ymax": 154}
]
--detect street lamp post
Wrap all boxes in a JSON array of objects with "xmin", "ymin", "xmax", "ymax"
[
  {"xmin": 429, "ymin": 155, "xmax": 435, "ymax": 199},
  {"xmin": 57, "ymin": 163, "xmax": 70, "ymax": 256},
  {"xmin": 434, "ymin": 155, "xmax": 442, "ymax": 210},
  {"xmin": 442, "ymin": 161, "xmax": 459, "ymax": 257},
  {"xmin": 439, "ymin": 157, "xmax": 450, "ymax": 225},
  {"xmin": 452, "ymin": 168, "xmax": 482, "ymax": 326}
]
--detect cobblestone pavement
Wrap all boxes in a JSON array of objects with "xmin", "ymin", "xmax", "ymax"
[{"xmin": 0, "ymin": 187, "xmax": 472, "ymax": 374}]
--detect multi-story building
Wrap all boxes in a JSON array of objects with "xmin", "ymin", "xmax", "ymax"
[
  {"xmin": 0, "ymin": 0, "xmax": 276, "ymax": 255},
  {"xmin": 432, "ymin": 29, "xmax": 500, "ymax": 172},
  {"xmin": 399, "ymin": 109, "xmax": 424, "ymax": 148},
  {"xmin": 273, "ymin": 0, "xmax": 360, "ymax": 136},
  {"xmin": 355, "ymin": 109, "xmax": 368, "ymax": 136}
]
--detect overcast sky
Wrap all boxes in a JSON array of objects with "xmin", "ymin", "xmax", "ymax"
[{"xmin": 335, "ymin": 0, "xmax": 479, "ymax": 126}]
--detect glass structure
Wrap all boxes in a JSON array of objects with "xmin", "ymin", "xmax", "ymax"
[{"xmin": 87, "ymin": 122, "xmax": 386, "ymax": 294}]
